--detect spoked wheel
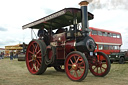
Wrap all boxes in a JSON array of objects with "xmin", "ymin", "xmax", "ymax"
[
  {"xmin": 54, "ymin": 65, "xmax": 65, "ymax": 72},
  {"xmin": 65, "ymin": 51, "xmax": 89, "ymax": 81},
  {"xmin": 26, "ymin": 40, "xmax": 47, "ymax": 75},
  {"xmin": 89, "ymin": 52, "xmax": 111, "ymax": 77}
]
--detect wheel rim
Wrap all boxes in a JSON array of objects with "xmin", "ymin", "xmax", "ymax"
[
  {"xmin": 89, "ymin": 53, "xmax": 109, "ymax": 76},
  {"xmin": 26, "ymin": 41, "xmax": 42, "ymax": 74},
  {"xmin": 65, "ymin": 53, "xmax": 86, "ymax": 80}
]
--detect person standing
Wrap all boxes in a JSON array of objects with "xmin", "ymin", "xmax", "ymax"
[
  {"xmin": 37, "ymin": 26, "xmax": 47, "ymax": 38},
  {"xmin": 2, "ymin": 52, "xmax": 4, "ymax": 59},
  {"xmin": 10, "ymin": 51, "xmax": 13, "ymax": 60},
  {"xmin": 0, "ymin": 52, "xmax": 2, "ymax": 59}
]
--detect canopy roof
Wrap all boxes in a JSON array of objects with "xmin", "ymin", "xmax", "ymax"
[{"xmin": 22, "ymin": 8, "xmax": 94, "ymax": 30}]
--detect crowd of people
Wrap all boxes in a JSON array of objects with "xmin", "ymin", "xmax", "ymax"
[{"xmin": 0, "ymin": 51, "xmax": 19, "ymax": 60}]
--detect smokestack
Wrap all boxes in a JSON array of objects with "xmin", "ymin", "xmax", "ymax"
[{"xmin": 79, "ymin": 0, "xmax": 92, "ymax": 35}]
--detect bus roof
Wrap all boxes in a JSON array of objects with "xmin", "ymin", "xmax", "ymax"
[
  {"xmin": 89, "ymin": 27, "xmax": 121, "ymax": 34},
  {"xmin": 22, "ymin": 8, "xmax": 94, "ymax": 30}
]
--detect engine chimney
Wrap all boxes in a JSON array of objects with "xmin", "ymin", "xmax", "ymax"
[{"xmin": 79, "ymin": 0, "xmax": 91, "ymax": 36}]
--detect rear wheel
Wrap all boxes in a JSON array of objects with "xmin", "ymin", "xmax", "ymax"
[
  {"xmin": 65, "ymin": 51, "xmax": 89, "ymax": 81},
  {"xmin": 89, "ymin": 52, "xmax": 111, "ymax": 77},
  {"xmin": 54, "ymin": 65, "xmax": 65, "ymax": 72},
  {"xmin": 119, "ymin": 57, "xmax": 125, "ymax": 64},
  {"xmin": 26, "ymin": 40, "xmax": 47, "ymax": 75}
]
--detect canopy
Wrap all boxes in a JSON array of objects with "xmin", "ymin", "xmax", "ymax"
[{"xmin": 22, "ymin": 8, "xmax": 94, "ymax": 30}]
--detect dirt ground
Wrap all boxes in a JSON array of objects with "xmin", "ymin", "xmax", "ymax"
[{"xmin": 0, "ymin": 58, "xmax": 128, "ymax": 85}]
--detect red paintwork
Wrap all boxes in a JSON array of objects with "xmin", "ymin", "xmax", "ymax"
[
  {"xmin": 65, "ymin": 40, "xmax": 75, "ymax": 53},
  {"xmin": 51, "ymin": 32, "xmax": 75, "ymax": 59},
  {"xmin": 89, "ymin": 27, "xmax": 122, "ymax": 55}
]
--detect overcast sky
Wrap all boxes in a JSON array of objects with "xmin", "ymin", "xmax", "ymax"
[{"xmin": 0, "ymin": 0, "xmax": 128, "ymax": 49}]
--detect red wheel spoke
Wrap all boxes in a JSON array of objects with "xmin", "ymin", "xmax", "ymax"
[
  {"xmin": 32, "ymin": 44, "xmax": 36, "ymax": 50},
  {"xmin": 36, "ymin": 54, "xmax": 42, "ymax": 59},
  {"xmin": 75, "ymin": 71, "xmax": 78, "ymax": 77},
  {"xmin": 68, "ymin": 64, "xmax": 72, "ymax": 66},
  {"xmin": 37, "ymin": 56, "xmax": 42, "ymax": 59},
  {"xmin": 35, "ymin": 63, "xmax": 39, "ymax": 71},
  {"xmin": 79, "ymin": 66, "xmax": 85, "ymax": 69},
  {"xmin": 93, "ymin": 66, "xmax": 97, "ymax": 70},
  {"xmin": 72, "ymin": 70, "xmax": 76, "ymax": 77},
  {"xmin": 31, "ymin": 67, "xmax": 34, "ymax": 70},
  {"xmin": 35, "ymin": 44, "xmax": 39, "ymax": 53},
  {"xmin": 78, "ymin": 61, "xmax": 84, "ymax": 65},
  {"xmin": 69, "ymin": 68, "xmax": 73, "ymax": 72},
  {"xmin": 28, "ymin": 50, "xmax": 34, "ymax": 55},
  {"xmin": 29, "ymin": 59, "xmax": 33, "ymax": 63},
  {"xmin": 101, "ymin": 66, "xmax": 106, "ymax": 70},
  {"xmin": 70, "ymin": 59, "xmax": 73, "ymax": 64},
  {"xmin": 34, "ymin": 63, "xmax": 38, "ymax": 71},
  {"xmin": 36, "ymin": 60, "xmax": 41, "ymax": 67},
  {"xmin": 79, "ymin": 69, "xmax": 83, "ymax": 75},
  {"xmin": 100, "ymin": 67, "xmax": 102, "ymax": 73},
  {"xmin": 74, "ymin": 56, "xmax": 77, "ymax": 62},
  {"xmin": 76, "ymin": 57, "xmax": 80, "ymax": 63},
  {"xmin": 36, "ymin": 49, "xmax": 41, "ymax": 55},
  {"xmin": 96, "ymin": 67, "xmax": 98, "ymax": 73},
  {"xmin": 36, "ymin": 67, "xmax": 39, "ymax": 71},
  {"xmin": 38, "ymin": 59, "xmax": 42, "ymax": 63}
]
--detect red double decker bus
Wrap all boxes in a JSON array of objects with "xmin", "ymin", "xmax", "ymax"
[
  {"xmin": 89, "ymin": 27, "xmax": 122, "ymax": 55},
  {"xmin": 89, "ymin": 27, "xmax": 128, "ymax": 64}
]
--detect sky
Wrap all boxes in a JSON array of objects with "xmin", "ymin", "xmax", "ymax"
[{"xmin": 0, "ymin": 0, "xmax": 128, "ymax": 49}]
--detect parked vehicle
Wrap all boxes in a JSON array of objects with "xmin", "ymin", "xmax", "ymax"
[
  {"xmin": 109, "ymin": 50, "xmax": 128, "ymax": 64},
  {"xmin": 22, "ymin": 1, "xmax": 111, "ymax": 81},
  {"xmin": 18, "ymin": 42, "xmax": 27, "ymax": 61}
]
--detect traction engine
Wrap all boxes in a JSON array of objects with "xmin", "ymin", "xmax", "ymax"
[{"xmin": 23, "ymin": 0, "xmax": 111, "ymax": 81}]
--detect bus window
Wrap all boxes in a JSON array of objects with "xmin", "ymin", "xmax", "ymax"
[
  {"xmin": 98, "ymin": 31, "xmax": 102, "ymax": 36},
  {"xmin": 95, "ymin": 46, "xmax": 97, "ymax": 49},
  {"xmin": 89, "ymin": 31, "xmax": 91, "ymax": 35},
  {"xmin": 108, "ymin": 33, "xmax": 112, "ymax": 37},
  {"xmin": 117, "ymin": 34, "xmax": 121, "ymax": 38},
  {"xmin": 109, "ymin": 45, "xmax": 113, "ymax": 50},
  {"xmin": 117, "ymin": 46, "xmax": 120, "ymax": 49},
  {"xmin": 98, "ymin": 45, "xmax": 103, "ymax": 50},
  {"xmin": 92, "ymin": 30, "xmax": 97, "ymax": 35},
  {"xmin": 113, "ymin": 34, "xmax": 116, "ymax": 38},
  {"xmin": 113, "ymin": 46, "xmax": 118, "ymax": 50},
  {"xmin": 103, "ymin": 32, "xmax": 107, "ymax": 36},
  {"xmin": 104, "ymin": 45, "xmax": 108, "ymax": 50}
]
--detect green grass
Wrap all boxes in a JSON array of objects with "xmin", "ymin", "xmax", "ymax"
[{"xmin": 0, "ymin": 59, "xmax": 128, "ymax": 85}]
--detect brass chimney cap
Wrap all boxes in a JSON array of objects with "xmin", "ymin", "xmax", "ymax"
[{"xmin": 79, "ymin": 0, "xmax": 92, "ymax": 6}]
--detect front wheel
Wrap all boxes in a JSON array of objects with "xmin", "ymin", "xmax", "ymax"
[
  {"xmin": 119, "ymin": 57, "xmax": 125, "ymax": 64},
  {"xmin": 65, "ymin": 51, "xmax": 89, "ymax": 81},
  {"xmin": 26, "ymin": 40, "xmax": 47, "ymax": 75},
  {"xmin": 89, "ymin": 52, "xmax": 111, "ymax": 77}
]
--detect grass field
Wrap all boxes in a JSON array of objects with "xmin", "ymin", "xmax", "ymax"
[{"xmin": 0, "ymin": 58, "xmax": 128, "ymax": 85}]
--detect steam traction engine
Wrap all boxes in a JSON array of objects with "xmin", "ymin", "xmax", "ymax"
[{"xmin": 22, "ymin": 0, "xmax": 111, "ymax": 81}]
